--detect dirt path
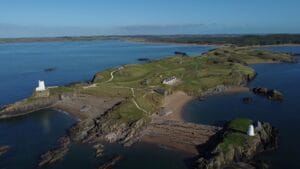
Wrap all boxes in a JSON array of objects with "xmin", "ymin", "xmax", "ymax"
[{"xmin": 105, "ymin": 70, "xmax": 118, "ymax": 83}]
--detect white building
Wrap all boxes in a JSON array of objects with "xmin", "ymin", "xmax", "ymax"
[
  {"xmin": 247, "ymin": 124, "xmax": 255, "ymax": 136},
  {"xmin": 162, "ymin": 76, "xmax": 177, "ymax": 85},
  {"xmin": 35, "ymin": 80, "xmax": 46, "ymax": 92}
]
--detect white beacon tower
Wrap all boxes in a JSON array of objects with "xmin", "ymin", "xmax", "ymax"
[
  {"xmin": 247, "ymin": 124, "xmax": 255, "ymax": 136},
  {"xmin": 35, "ymin": 80, "xmax": 46, "ymax": 92}
]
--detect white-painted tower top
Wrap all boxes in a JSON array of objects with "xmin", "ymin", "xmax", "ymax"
[
  {"xmin": 247, "ymin": 124, "xmax": 255, "ymax": 136},
  {"xmin": 35, "ymin": 80, "xmax": 46, "ymax": 92}
]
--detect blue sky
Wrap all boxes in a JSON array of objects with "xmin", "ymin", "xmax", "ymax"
[{"xmin": 1, "ymin": 0, "xmax": 300, "ymax": 37}]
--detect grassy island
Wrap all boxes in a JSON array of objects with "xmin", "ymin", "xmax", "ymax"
[
  {"xmin": 0, "ymin": 46, "xmax": 292, "ymax": 168},
  {"xmin": 45, "ymin": 46, "xmax": 295, "ymax": 124}
]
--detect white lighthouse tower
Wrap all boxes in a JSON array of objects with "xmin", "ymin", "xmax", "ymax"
[
  {"xmin": 35, "ymin": 80, "xmax": 46, "ymax": 92},
  {"xmin": 247, "ymin": 124, "xmax": 255, "ymax": 136}
]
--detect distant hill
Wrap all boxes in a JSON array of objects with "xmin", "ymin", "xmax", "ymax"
[{"xmin": 1, "ymin": 34, "xmax": 300, "ymax": 46}]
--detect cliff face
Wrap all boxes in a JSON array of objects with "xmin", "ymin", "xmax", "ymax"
[{"xmin": 197, "ymin": 119, "xmax": 278, "ymax": 169}]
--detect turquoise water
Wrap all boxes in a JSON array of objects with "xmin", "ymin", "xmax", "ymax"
[
  {"xmin": 0, "ymin": 40, "xmax": 212, "ymax": 169},
  {"xmin": 184, "ymin": 46, "xmax": 300, "ymax": 169}
]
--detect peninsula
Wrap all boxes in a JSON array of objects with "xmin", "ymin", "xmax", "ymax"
[{"xmin": 0, "ymin": 46, "xmax": 296, "ymax": 168}]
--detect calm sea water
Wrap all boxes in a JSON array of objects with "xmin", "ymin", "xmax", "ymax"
[
  {"xmin": 184, "ymin": 46, "xmax": 300, "ymax": 169},
  {"xmin": 0, "ymin": 40, "xmax": 212, "ymax": 169}
]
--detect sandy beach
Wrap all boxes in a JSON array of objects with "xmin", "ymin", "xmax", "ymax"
[
  {"xmin": 161, "ymin": 91, "xmax": 194, "ymax": 121},
  {"xmin": 161, "ymin": 87, "xmax": 250, "ymax": 122}
]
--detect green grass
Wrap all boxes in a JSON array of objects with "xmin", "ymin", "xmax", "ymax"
[
  {"xmin": 112, "ymin": 100, "xmax": 146, "ymax": 123},
  {"xmin": 49, "ymin": 87, "xmax": 75, "ymax": 95},
  {"xmin": 218, "ymin": 132, "xmax": 247, "ymax": 153},
  {"xmin": 46, "ymin": 46, "xmax": 293, "ymax": 124},
  {"xmin": 218, "ymin": 118, "xmax": 253, "ymax": 153},
  {"xmin": 228, "ymin": 118, "xmax": 253, "ymax": 133}
]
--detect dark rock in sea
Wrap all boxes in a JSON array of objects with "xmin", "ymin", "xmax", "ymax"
[
  {"xmin": 196, "ymin": 119, "xmax": 278, "ymax": 169},
  {"xmin": 242, "ymin": 97, "xmax": 253, "ymax": 104},
  {"xmin": 252, "ymin": 87, "xmax": 284, "ymax": 101},
  {"xmin": 93, "ymin": 143, "xmax": 104, "ymax": 157},
  {"xmin": 137, "ymin": 58, "xmax": 151, "ymax": 62},
  {"xmin": 267, "ymin": 89, "xmax": 284, "ymax": 101},
  {"xmin": 287, "ymin": 52, "xmax": 300, "ymax": 56},
  {"xmin": 174, "ymin": 51, "xmax": 188, "ymax": 56},
  {"xmin": 98, "ymin": 155, "xmax": 122, "ymax": 169},
  {"xmin": 44, "ymin": 67, "xmax": 56, "ymax": 72},
  {"xmin": 38, "ymin": 136, "xmax": 71, "ymax": 166},
  {"xmin": 0, "ymin": 145, "xmax": 10, "ymax": 156}
]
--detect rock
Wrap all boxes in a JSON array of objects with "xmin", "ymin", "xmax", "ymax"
[
  {"xmin": 242, "ymin": 97, "xmax": 253, "ymax": 104},
  {"xmin": 196, "ymin": 120, "xmax": 278, "ymax": 169},
  {"xmin": 174, "ymin": 51, "xmax": 188, "ymax": 56},
  {"xmin": 38, "ymin": 136, "xmax": 71, "ymax": 166},
  {"xmin": 0, "ymin": 146, "xmax": 10, "ymax": 156},
  {"xmin": 98, "ymin": 155, "xmax": 122, "ymax": 169},
  {"xmin": 44, "ymin": 67, "xmax": 56, "ymax": 72},
  {"xmin": 252, "ymin": 87, "xmax": 268, "ymax": 95},
  {"xmin": 200, "ymin": 85, "xmax": 228, "ymax": 97},
  {"xmin": 0, "ymin": 96, "xmax": 58, "ymax": 119},
  {"xmin": 93, "ymin": 143, "xmax": 104, "ymax": 157},
  {"xmin": 252, "ymin": 87, "xmax": 284, "ymax": 101},
  {"xmin": 137, "ymin": 58, "xmax": 151, "ymax": 62},
  {"xmin": 140, "ymin": 79, "xmax": 151, "ymax": 85},
  {"xmin": 267, "ymin": 89, "xmax": 283, "ymax": 100}
]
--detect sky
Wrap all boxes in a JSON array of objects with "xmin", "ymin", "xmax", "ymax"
[{"xmin": 0, "ymin": 0, "xmax": 300, "ymax": 37}]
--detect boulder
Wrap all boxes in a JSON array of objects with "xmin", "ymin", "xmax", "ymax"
[
  {"xmin": 267, "ymin": 90, "xmax": 283, "ymax": 101},
  {"xmin": 252, "ymin": 87, "xmax": 284, "ymax": 101},
  {"xmin": 242, "ymin": 97, "xmax": 253, "ymax": 104},
  {"xmin": 0, "ymin": 146, "xmax": 10, "ymax": 156}
]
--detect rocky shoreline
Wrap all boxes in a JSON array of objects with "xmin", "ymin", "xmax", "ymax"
[
  {"xmin": 0, "ymin": 87, "xmax": 279, "ymax": 169},
  {"xmin": 196, "ymin": 119, "xmax": 278, "ymax": 169},
  {"xmin": 38, "ymin": 136, "xmax": 71, "ymax": 166}
]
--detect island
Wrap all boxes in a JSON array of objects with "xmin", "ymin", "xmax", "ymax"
[{"xmin": 0, "ymin": 46, "xmax": 296, "ymax": 168}]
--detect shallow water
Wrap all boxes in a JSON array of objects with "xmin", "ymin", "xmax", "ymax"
[
  {"xmin": 184, "ymin": 46, "xmax": 300, "ymax": 168},
  {"xmin": 0, "ymin": 40, "xmax": 212, "ymax": 169}
]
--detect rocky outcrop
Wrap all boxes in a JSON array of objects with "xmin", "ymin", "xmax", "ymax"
[
  {"xmin": 94, "ymin": 143, "xmax": 104, "ymax": 157},
  {"xmin": 197, "ymin": 120, "xmax": 278, "ymax": 169},
  {"xmin": 242, "ymin": 97, "xmax": 253, "ymax": 104},
  {"xmin": 38, "ymin": 136, "xmax": 71, "ymax": 166},
  {"xmin": 142, "ymin": 117, "xmax": 222, "ymax": 153},
  {"xmin": 0, "ymin": 145, "xmax": 10, "ymax": 156},
  {"xmin": 98, "ymin": 155, "xmax": 122, "ymax": 169},
  {"xmin": 200, "ymin": 85, "xmax": 228, "ymax": 98},
  {"xmin": 0, "ymin": 96, "xmax": 58, "ymax": 119},
  {"xmin": 252, "ymin": 87, "xmax": 284, "ymax": 101}
]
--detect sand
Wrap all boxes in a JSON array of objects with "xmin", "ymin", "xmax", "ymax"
[
  {"xmin": 161, "ymin": 91, "xmax": 194, "ymax": 121},
  {"xmin": 161, "ymin": 87, "xmax": 250, "ymax": 121}
]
